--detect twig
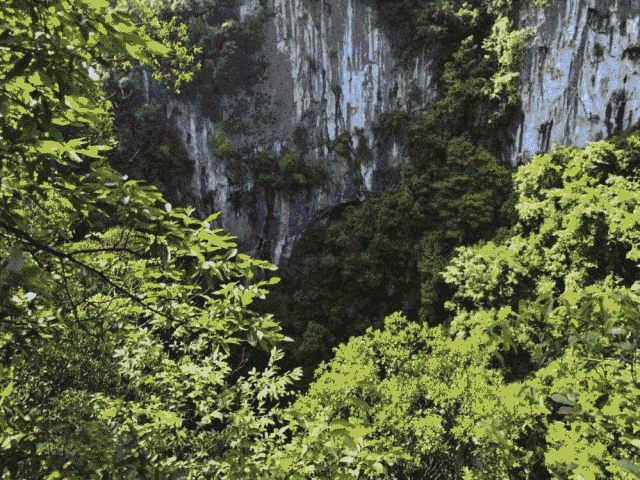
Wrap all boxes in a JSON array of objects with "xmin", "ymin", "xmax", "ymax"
[{"xmin": 0, "ymin": 219, "xmax": 174, "ymax": 323}]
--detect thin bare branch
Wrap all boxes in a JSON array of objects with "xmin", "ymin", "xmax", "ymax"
[{"xmin": 0, "ymin": 219, "xmax": 174, "ymax": 323}]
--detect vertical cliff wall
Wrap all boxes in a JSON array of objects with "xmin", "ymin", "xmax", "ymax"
[
  {"xmin": 514, "ymin": 0, "xmax": 640, "ymax": 163},
  {"xmin": 164, "ymin": 0, "xmax": 640, "ymax": 263},
  {"xmin": 166, "ymin": 0, "xmax": 435, "ymax": 264}
]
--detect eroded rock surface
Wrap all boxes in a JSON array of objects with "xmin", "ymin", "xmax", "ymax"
[
  {"xmin": 166, "ymin": 0, "xmax": 434, "ymax": 264},
  {"xmin": 165, "ymin": 0, "xmax": 640, "ymax": 263},
  {"xmin": 514, "ymin": 0, "xmax": 640, "ymax": 164}
]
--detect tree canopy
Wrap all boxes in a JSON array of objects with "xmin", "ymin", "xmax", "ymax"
[
  {"xmin": 289, "ymin": 130, "xmax": 640, "ymax": 478},
  {"xmin": 2, "ymin": 0, "xmax": 640, "ymax": 478},
  {"xmin": 0, "ymin": 1, "xmax": 300, "ymax": 477}
]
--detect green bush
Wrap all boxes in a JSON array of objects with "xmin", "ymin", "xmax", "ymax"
[
  {"xmin": 439, "ymin": 131, "xmax": 640, "ymax": 478},
  {"xmin": 288, "ymin": 130, "xmax": 640, "ymax": 479},
  {"xmin": 272, "ymin": 149, "xmax": 328, "ymax": 193},
  {"xmin": 284, "ymin": 312, "xmax": 543, "ymax": 478},
  {"xmin": 372, "ymin": 110, "xmax": 413, "ymax": 141},
  {"xmin": 208, "ymin": 129, "xmax": 239, "ymax": 162},
  {"xmin": 334, "ymin": 133, "xmax": 351, "ymax": 157}
]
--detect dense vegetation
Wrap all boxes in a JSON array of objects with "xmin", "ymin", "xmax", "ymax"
[
  {"xmin": 0, "ymin": 1, "xmax": 299, "ymax": 477},
  {"xmin": 2, "ymin": 0, "xmax": 640, "ymax": 479},
  {"xmin": 262, "ymin": 0, "xmax": 524, "ymax": 370},
  {"xmin": 287, "ymin": 130, "xmax": 640, "ymax": 478}
]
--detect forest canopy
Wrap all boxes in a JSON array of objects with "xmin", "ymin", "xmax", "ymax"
[
  {"xmin": 285, "ymin": 130, "xmax": 640, "ymax": 478},
  {"xmin": 1, "ymin": 0, "xmax": 640, "ymax": 478},
  {"xmin": 0, "ymin": 1, "xmax": 299, "ymax": 477}
]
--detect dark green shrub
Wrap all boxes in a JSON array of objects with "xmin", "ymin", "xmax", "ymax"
[
  {"xmin": 207, "ymin": 129, "xmax": 239, "ymax": 162},
  {"xmin": 334, "ymin": 133, "xmax": 351, "ymax": 157},
  {"xmin": 372, "ymin": 110, "xmax": 413, "ymax": 141},
  {"xmin": 272, "ymin": 149, "xmax": 328, "ymax": 193}
]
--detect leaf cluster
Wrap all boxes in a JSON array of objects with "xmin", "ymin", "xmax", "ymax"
[
  {"xmin": 0, "ymin": 2, "xmax": 301, "ymax": 478},
  {"xmin": 210, "ymin": 136, "xmax": 329, "ymax": 195},
  {"xmin": 289, "ymin": 129, "xmax": 640, "ymax": 479}
]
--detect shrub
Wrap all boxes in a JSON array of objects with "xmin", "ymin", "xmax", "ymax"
[{"xmin": 208, "ymin": 129, "xmax": 239, "ymax": 162}]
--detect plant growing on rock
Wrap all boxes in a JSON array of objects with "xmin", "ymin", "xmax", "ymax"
[
  {"xmin": 334, "ymin": 133, "xmax": 352, "ymax": 158},
  {"xmin": 208, "ymin": 128, "xmax": 240, "ymax": 162}
]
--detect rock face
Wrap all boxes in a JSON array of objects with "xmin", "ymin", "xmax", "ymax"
[
  {"xmin": 166, "ymin": 0, "xmax": 435, "ymax": 264},
  {"xmin": 164, "ymin": 0, "xmax": 640, "ymax": 263},
  {"xmin": 514, "ymin": 0, "xmax": 640, "ymax": 164}
]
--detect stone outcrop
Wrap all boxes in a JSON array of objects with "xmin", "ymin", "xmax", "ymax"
[
  {"xmin": 165, "ymin": 0, "xmax": 435, "ymax": 264},
  {"xmin": 164, "ymin": 0, "xmax": 640, "ymax": 263},
  {"xmin": 513, "ymin": 0, "xmax": 640, "ymax": 164}
]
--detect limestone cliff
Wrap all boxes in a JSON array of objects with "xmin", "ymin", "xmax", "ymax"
[
  {"xmin": 165, "ymin": 0, "xmax": 435, "ymax": 264},
  {"xmin": 164, "ymin": 0, "xmax": 640, "ymax": 264},
  {"xmin": 514, "ymin": 0, "xmax": 640, "ymax": 163}
]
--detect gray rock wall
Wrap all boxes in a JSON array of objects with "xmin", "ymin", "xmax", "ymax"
[
  {"xmin": 513, "ymin": 0, "xmax": 640, "ymax": 164},
  {"xmin": 164, "ymin": 0, "xmax": 640, "ymax": 263},
  {"xmin": 166, "ymin": 0, "xmax": 435, "ymax": 264}
]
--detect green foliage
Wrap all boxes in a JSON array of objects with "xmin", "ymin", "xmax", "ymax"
[
  {"xmin": 163, "ymin": 0, "xmax": 268, "ymax": 112},
  {"xmin": 372, "ymin": 110, "xmax": 414, "ymax": 142},
  {"xmin": 278, "ymin": 148, "xmax": 301, "ymax": 169},
  {"xmin": 425, "ymin": 34, "xmax": 518, "ymax": 150},
  {"xmin": 272, "ymin": 149, "xmax": 327, "ymax": 193},
  {"xmin": 445, "ymin": 135, "xmax": 640, "ymax": 313},
  {"xmin": 331, "ymin": 132, "xmax": 371, "ymax": 171},
  {"xmin": 354, "ymin": 133, "xmax": 373, "ymax": 164},
  {"xmin": 434, "ymin": 138, "xmax": 510, "ymax": 236},
  {"xmin": 208, "ymin": 128, "xmax": 239, "ymax": 162},
  {"xmin": 265, "ymin": 130, "xmax": 513, "ymax": 371},
  {"xmin": 483, "ymin": 16, "xmax": 531, "ymax": 111},
  {"xmin": 407, "ymin": 83, "xmax": 422, "ymax": 111},
  {"xmin": 105, "ymin": 73, "xmax": 194, "ymax": 202},
  {"xmin": 334, "ymin": 133, "xmax": 352, "ymax": 157},
  {"xmin": 0, "ymin": 2, "xmax": 301, "ymax": 478},
  {"xmin": 9, "ymin": 0, "xmax": 624, "ymax": 478},
  {"xmin": 97, "ymin": 0, "xmax": 204, "ymax": 205},
  {"xmin": 441, "ymin": 132, "xmax": 640, "ymax": 476},
  {"xmin": 370, "ymin": 0, "xmax": 528, "ymax": 150},
  {"xmin": 523, "ymin": 286, "xmax": 640, "ymax": 479},
  {"xmin": 260, "ymin": 191, "xmax": 423, "ymax": 375},
  {"xmin": 127, "ymin": 1, "xmax": 203, "ymax": 93},
  {"xmin": 216, "ymin": 146, "xmax": 327, "ymax": 195},
  {"xmin": 288, "ymin": 312, "xmax": 545, "ymax": 478},
  {"xmin": 371, "ymin": 0, "xmax": 504, "ymax": 70},
  {"xmin": 115, "ymin": 0, "xmax": 269, "ymax": 114},
  {"xmin": 292, "ymin": 130, "xmax": 640, "ymax": 479}
]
